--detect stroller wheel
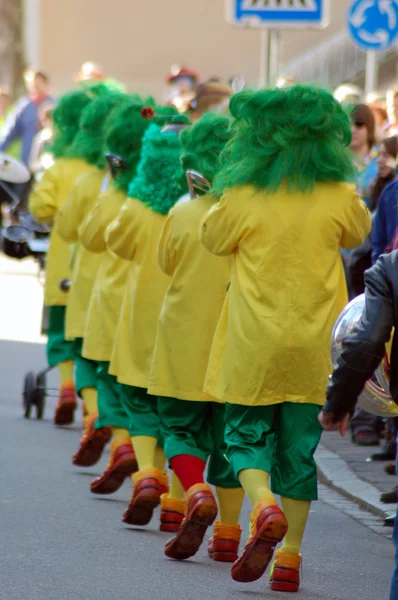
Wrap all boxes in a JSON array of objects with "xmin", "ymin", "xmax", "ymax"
[
  {"xmin": 23, "ymin": 372, "xmax": 36, "ymax": 419},
  {"xmin": 35, "ymin": 373, "xmax": 46, "ymax": 420}
]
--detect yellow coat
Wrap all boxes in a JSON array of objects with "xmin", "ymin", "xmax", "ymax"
[
  {"xmin": 148, "ymin": 195, "xmax": 230, "ymax": 401},
  {"xmin": 79, "ymin": 187, "xmax": 131, "ymax": 362},
  {"xmin": 200, "ymin": 182, "xmax": 372, "ymax": 407},
  {"xmin": 55, "ymin": 169, "xmax": 108, "ymax": 340},
  {"xmin": 106, "ymin": 197, "xmax": 170, "ymax": 388},
  {"xmin": 29, "ymin": 158, "xmax": 96, "ymax": 306}
]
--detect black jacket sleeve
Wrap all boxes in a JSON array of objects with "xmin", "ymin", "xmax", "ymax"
[{"xmin": 324, "ymin": 258, "xmax": 395, "ymax": 421}]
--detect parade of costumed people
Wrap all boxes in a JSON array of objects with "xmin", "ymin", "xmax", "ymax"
[
  {"xmin": 2, "ymin": 31, "xmax": 398, "ymax": 596},
  {"xmin": 77, "ymin": 98, "xmax": 158, "ymax": 496},
  {"xmin": 28, "ymin": 85, "xmax": 107, "ymax": 425},
  {"xmin": 54, "ymin": 89, "xmax": 130, "ymax": 465},
  {"xmin": 200, "ymin": 85, "xmax": 371, "ymax": 589},
  {"xmin": 148, "ymin": 113, "xmax": 244, "ymax": 562},
  {"xmin": 105, "ymin": 111, "xmax": 189, "ymax": 529}
]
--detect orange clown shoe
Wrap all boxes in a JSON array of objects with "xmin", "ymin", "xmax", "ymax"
[
  {"xmin": 53, "ymin": 381, "xmax": 77, "ymax": 425},
  {"xmin": 231, "ymin": 501, "xmax": 288, "ymax": 583},
  {"xmin": 90, "ymin": 438, "xmax": 138, "ymax": 494},
  {"xmin": 164, "ymin": 483, "xmax": 218, "ymax": 561},
  {"xmin": 160, "ymin": 495, "xmax": 185, "ymax": 533},
  {"xmin": 122, "ymin": 467, "xmax": 163, "ymax": 526},
  {"xmin": 72, "ymin": 414, "xmax": 111, "ymax": 467},
  {"xmin": 208, "ymin": 522, "xmax": 242, "ymax": 563},
  {"xmin": 269, "ymin": 549, "xmax": 301, "ymax": 593}
]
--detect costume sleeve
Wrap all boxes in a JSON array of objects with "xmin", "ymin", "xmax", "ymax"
[
  {"xmin": 200, "ymin": 191, "xmax": 246, "ymax": 256},
  {"xmin": 340, "ymin": 187, "xmax": 372, "ymax": 250},
  {"xmin": 157, "ymin": 210, "xmax": 178, "ymax": 276},
  {"xmin": 324, "ymin": 258, "xmax": 394, "ymax": 421},
  {"xmin": 106, "ymin": 197, "xmax": 146, "ymax": 262},
  {"xmin": 55, "ymin": 173, "xmax": 92, "ymax": 243},
  {"xmin": 79, "ymin": 188, "xmax": 124, "ymax": 253},
  {"xmin": 371, "ymin": 191, "xmax": 388, "ymax": 264},
  {"xmin": 28, "ymin": 162, "xmax": 61, "ymax": 224}
]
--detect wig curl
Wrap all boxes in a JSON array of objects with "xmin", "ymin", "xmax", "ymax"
[
  {"xmin": 51, "ymin": 83, "xmax": 113, "ymax": 159},
  {"xmin": 128, "ymin": 123, "xmax": 184, "ymax": 214},
  {"xmin": 67, "ymin": 92, "xmax": 128, "ymax": 167},
  {"xmin": 180, "ymin": 113, "xmax": 231, "ymax": 190},
  {"xmin": 212, "ymin": 85, "xmax": 355, "ymax": 196}
]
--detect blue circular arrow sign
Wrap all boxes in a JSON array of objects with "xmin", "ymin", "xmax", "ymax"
[{"xmin": 348, "ymin": 0, "xmax": 398, "ymax": 50}]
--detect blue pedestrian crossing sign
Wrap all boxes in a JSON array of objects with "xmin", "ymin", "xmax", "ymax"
[
  {"xmin": 348, "ymin": 0, "xmax": 398, "ymax": 51},
  {"xmin": 226, "ymin": 0, "xmax": 329, "ymax": 29}
]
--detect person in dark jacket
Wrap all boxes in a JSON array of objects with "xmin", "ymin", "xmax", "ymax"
[
  {"xmin": 319, "ymin": 250, "xmax": 398, "ymax": 600},
  {"xmin": 372, "ymin": 179, "xmax": 398, "ymax": 264}
]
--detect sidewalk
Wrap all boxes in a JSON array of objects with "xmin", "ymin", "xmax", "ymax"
[{"xmin": 316, "ymin": 431, "xmax": 397, "ymax": 519}]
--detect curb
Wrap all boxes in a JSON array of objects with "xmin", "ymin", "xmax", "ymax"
[{"xmin": 316, "ymin": 444, "xmax": 397, "ymax": 519}]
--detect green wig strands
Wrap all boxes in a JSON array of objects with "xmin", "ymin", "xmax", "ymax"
[
  {"xmin": 180, "ymin": 113, "xmax": 231, "ymax": 189},
  {"xmin": 67, "ymin": 92, "xmax": 127, "ymax": 168},
  {"xmin": 212, "ymin": 85, "xmax": 355, "ymax": 196},
  {"xmin": 51, "ymin": 90, "xmax": 93, "ymax": 158},
  {"xmin": 105, "ymin": 101, "xmax": 154, "ymax": 192},
  {"xmin": 51, "ymin": 83, "xmax": 114, "ymax": 159},
  {"xmin": 128, "ymin": 123, "xmax": 184, "ymax": 214}
]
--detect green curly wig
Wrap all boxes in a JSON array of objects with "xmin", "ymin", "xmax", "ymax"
[
  {"xmin": 67, "ymin": 92, "xmax": 128, "ymax": 168},
  {"xmin": 51, "ymin": 82, "xmax": 113, "ymax": 159},
  {"xmin": 179, "ymin": 113, "xmax": 231, "ymax": 191},
  {"xmin": 105, "ymin": 103, "xmax": 182, "ymax": 192},
  {"xmin": 212, "ymin": 85, "xmax": 355, "ymax": 196},
  {"xmin": 128, "ymin": 123, "xmax": 184, "ymax": 214}
]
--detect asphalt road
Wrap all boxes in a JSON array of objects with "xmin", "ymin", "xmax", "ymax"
[{"xmin": 0, "ymin": 259, "xmax": 395, "ymax": 600}]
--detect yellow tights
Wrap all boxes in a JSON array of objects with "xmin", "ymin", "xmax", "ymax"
[
  {"xmin": 58, "ymin": 360, "xmax": 74, "ymax": 386},
  {"xmin": 238, "ymin": 469, "xmax": 277, "ymax": 507},
  {"xmin": 81, "ymin": 387, "xmax": 98, "ymax": 415},
  {"xmin": 131, "ymin": 436, "xmax": 166, "ymax": 471},
  {"xmin": 280, "ymin": 497, "xmax": 311, "ymax": 555},
  {"xmin": 216, "ymin": 486, "xmax": 245, "ymax": 526},
  {"xmin": 111, "ymin": 427, "xmax": 131, "ymax": 443}
]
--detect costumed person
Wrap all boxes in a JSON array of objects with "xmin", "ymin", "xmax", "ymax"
[
  {"xmin": 77, "ymin": 99, "xmax": 154, "ymax": 496},
  {"xmin": 148, "ymin": 113, "xmax": 244, "ymax": 562},
  {"xmin": 29, "ymin": 86, "xmax": 101, "ymax": 425},
  {"xmin": 165, "ymin": 65, "xmax": 199, "ymax": 113},
  {"xmin": 319, "ymin": 252, "xmax": 398, "ymax": 600},
  {"xmin": 199, "ymin": 85, "xmax": 371, "ymax": 591},
  {"xmin": 55, "ymin": 90, "xmax": 129, "ymax": 466},
  {"xmin": 105, "ymin": 113, "xmax": 187, "ymax": 529}
]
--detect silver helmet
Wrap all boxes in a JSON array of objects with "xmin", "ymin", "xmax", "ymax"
[{"xmin": 331, "ymin": 294, "xmax": 398, "ymax": 417}]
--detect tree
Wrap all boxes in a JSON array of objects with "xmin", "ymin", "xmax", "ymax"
[{"xmin": 0, "ymin": 0, "xmax": 24, "ymax": 99}]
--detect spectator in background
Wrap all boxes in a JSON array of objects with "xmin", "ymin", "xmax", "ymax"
[
  {"xmin": 348, "ymin": 136, "xmax": 398, "ymax": 298},
  {"xmin": 350, "ymin": 104, "xmax": 378, "ymax": 208},
  {"xmin": 0, "ymin": 70, "xmax": 53, "ymax": 209},
  {"xmin": 0, "ymin": 70, "xmax": 52, "ymax": 166},
  {"xmin": 372, "ymin": 142, "xmax": 398, "ymax": 264},
  {"xmin": 29, "ymin": 100, "xmax": 56, "ymax": 182},
  {"xmin": 76, "ymin": 61, "xmax": 105, "ymax": 84}
]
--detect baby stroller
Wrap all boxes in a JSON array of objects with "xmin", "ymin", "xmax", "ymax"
[{"xmin": 0, "ymin": 152, "xmax": 56, "ymax": 419}]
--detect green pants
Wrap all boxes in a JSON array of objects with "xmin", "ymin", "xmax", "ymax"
[
  {"xmin": 73, "ymin": 338, "xmax": 97, "ymax": 395},
  {"xmin": 224, "ymin": 402, "xmax": 323, "ymax": 501},
  {"xmin": 46, "ymin": 306, "xmax": 75, "ymax": 368},
  {"xmin": 95, "ymin": 361, "xmax": 130, "ymax": 431},
  {"xmin": 119, "ymin": 384, "xmax": 163, "ymax": 447},
  {"xmin": 158, "ymin": 398, "xmax": 240, "ymax": 489}
]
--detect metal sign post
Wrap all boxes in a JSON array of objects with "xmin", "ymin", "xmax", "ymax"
[
  {"xmin": 347, "ymin": 0, "xmax": 398, "ymax": 96},
  {"xmin": 226, "ymin": 0, "xmax": 329, "ymax": 88}
]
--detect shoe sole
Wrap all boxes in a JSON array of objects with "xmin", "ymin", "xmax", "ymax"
[
  {"xmin": 165, "ymin": 499, "xmax": 218, "ymax": 561},
  {"xmin": 209, "ymin": 551, "xmax": 238, "ymax": 563},
  {"xmin": 54, "ymin": 401, "xmax": 77, "ymax": 426},
  {"xmin": 91, "ymin": 458, "xmax": 138, "ymax": 495},
  {"xmin": 122, "ymin": 489, "xmax": 161, "ymax": 526},
  {"xmin": 232, "ymin": 512, "xmax": 288, "ymax": 583},
  {"xmin": 160, "ymin": 523, "xmax": 182, "ymax": 533},
  {"xmin": 72, "ymin": 429, "xmax": 112, "ymax": 467},
  {"xmin": 270, "ymin": 581, "xmax": 299, "ymax": 592}
]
